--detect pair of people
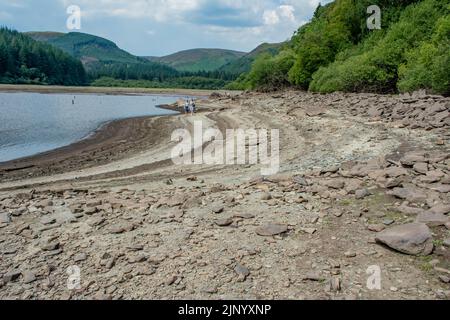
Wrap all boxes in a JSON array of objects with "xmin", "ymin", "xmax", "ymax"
[{"xmin": 184, "ymin": 98, "xmax": 196, "ymax": 115}]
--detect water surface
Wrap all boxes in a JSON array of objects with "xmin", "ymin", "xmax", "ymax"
[{"xmin": 0, "ymin": 92, "xmax": 179, "ymax": 162}]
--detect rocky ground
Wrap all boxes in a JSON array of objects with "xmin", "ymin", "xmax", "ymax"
[{"xmin": 0, "ymin": 89, "xmax": 449, "ymax": 300}]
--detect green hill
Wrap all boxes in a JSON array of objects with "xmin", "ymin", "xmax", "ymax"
[
  {"xmin": 230, "ymin": 0, "xmax": 450, "ymax": 95},
  {"xmin": 27, "ymin": 31, "xmax": 180, "ymax": 82},
  {"xmin": 26, "ymin": 32, "xmax": 143, "ymax": 67},
  {"xmin": 146, "ymin": 48, "xmax": 246, "ymax": 72},
  {"xmin": 219, "ymin": 42, "xmax": 283, "ymax": 75}
]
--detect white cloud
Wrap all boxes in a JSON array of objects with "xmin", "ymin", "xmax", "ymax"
[{"xmin": 263, "ymin": 10, "xmax": 279, "ymax": 25}]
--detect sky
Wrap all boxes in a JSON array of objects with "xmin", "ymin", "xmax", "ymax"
[{"xmin": 0, "ymin": 0, "xmax": 332, "ymax": 56}]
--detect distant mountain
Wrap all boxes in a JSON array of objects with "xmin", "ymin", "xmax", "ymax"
[
  {"xmin": 146, "ymin": 48, "xmax": 246, "ymax": 72},
  {"xmin": 26, "ymin": 31, "xmax": 181, "ymax": 82},
  {"xmin": 219, "ymin": 42, "xmax": 283, "ymax": 75},
  {"xmin": 26, "ymin": 32, "xmax": 147, "ymax": 68}
]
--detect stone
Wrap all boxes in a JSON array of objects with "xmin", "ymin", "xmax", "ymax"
[
  {"xmin": 215, "ymin": 218, "xmax": 233, "ymax": 227},
  {"xmin": 22, "ymin": 271, "xmax": 36, "ymax": 284},
  {"xmin": 416, "ymin": 212, "xmax": 449, "ymax": 227},
  {"xmin": 36, "ymin": 200, "xmax": 53, "ymax": 208},
  {"xmin": 234, "ymin": 263, "xmax": 250, "ymax": 280},
  {"xmin": 428, "ymin": 204, "xmax": 450, "ymax": 215},
  {"xmin": 211, "ymin": 204, "xmax": 224, "ymax": 214},
  {"xmin": 108, "ymin": 222, "xmax": 134, "ymax": 234},
  {"xmin": 430, "ymin": 184, "xmax": 450, "ymax": 193},
  {"xmin": 40, "ymin": 216, "xmax": 56, "ymax": 225},
  {"xmin": 368, "ymin": 224, "xmax": 385, "ymax": 232},
  {"xmin": 355, "ymin": 189, "xmax": 371, "ymax": 199},
  {"xmin": 439, "ymin": 275, "xmax": 450, "ymax": 284},
  {"xmin": 167, "ymin": 194, "xmax": 187, "ymax": 207},
  {"xmin": 3, "ymin": 270, "xmax": 21, "ymax": 283},
  {"xmin": 324, "ymin": 179, "xmax": 345, "ymax": 190},
  {"xmin": 0, "ymin": 212, "xmax": 11, "ymax": 224},
  {"xmin": 443, "ymin": 239, "xmax": 450, "ymax": 248},
  {"xmin": 74, "ymin": 253, "xmax": 87, "ymax": 262},
  {"xmin": 261, "ymin": 193, "xmax": 272, "ymax": 201},
  {"xmin": 84, "ymin": 207, "xmax": 98, "ymax": 215},
  {"xmin": 383, "ymin": 219, "xmax": 395, "ymax": 226},
  {"xmin": 400, "ymin": 154, "xmax": 426, "ymax": 166},
  {"xmin": 384, "ymin": 167, "xmax": 408, "ymax": 178},
  {"xmin": 398, "ymin": 204, "xmax": 424, "ymax": 216},
  {"xmin": 375, "ymin": 223, "xmax": 434, "ymax": 256},
  {"xmin": 303, "ymin": 272, "xmax": 324, "ymax": 282},
  {"xmin": 391, "ymin": 186, "xmax": 427, "ymax": 203},
  {"xmin": 300, "ymin": 227, "xmax": 317, "ymax": 235},
  {"xmin": 344, "ymin": 251, "xmax": 357, "ymax": 258},
  {"xmin": 41, "ymin": 241, "xmax": 60, "ymax": 251},
  {"xmin": 234, "ymin": 213, "xmax": 255, "ymax": 219},
  {"xmin": 86, "ymin": 200, "xmax": 102, "ymax": 207},
  {"xmin": 330, "ymin": 277, "xmax": 342, "ymax": 292},
  {"xmin": 413, "ymin": 163, "xmax": 429, "ymax": 175},
  {"xmin": 256, "ymin": 223, "xmax": 288, "ymax": 236}
]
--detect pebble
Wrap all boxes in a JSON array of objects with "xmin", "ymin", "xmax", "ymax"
[{"xmin": 215, "ymin": 218, "xmax": 233, "ymax": 227}]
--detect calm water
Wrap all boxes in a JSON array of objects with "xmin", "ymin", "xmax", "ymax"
[{"xmin": 0, "ymin": 92, "xmax": 179, "ymax": 163}]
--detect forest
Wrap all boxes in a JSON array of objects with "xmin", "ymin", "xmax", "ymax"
[
  {"xmin": 229, "ymin": 0, "xmax": 449, "ymax": 95},
  {"xmin": 0, "ymin": 28, "xmax": 86, "ymax": 86}
]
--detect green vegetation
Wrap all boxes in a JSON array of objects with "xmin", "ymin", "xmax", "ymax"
[
  {"xmin": 0, "ymin": 28, "xmax": 86, "ymax": 85},
  {"xmin": 23, "ymin": 31, "xmax": 234, "ymax": 89},
  {"xmin": 231, "ymin": 0, "xmax": 450, "ymax": 95},
  {"xmin": 219, "ymin": 42, "xmax": 283, "ymax": 76},
  {"xmin": 91, "ymin": 76, "xmax": 227, "ymax": 90},
  {"xmin": 147, "ymin": 48, "xmax": 245, "ymax": 72},
  {"xmin": 27, "ymin": 32, "xmax": 143, "ymax": 66}
]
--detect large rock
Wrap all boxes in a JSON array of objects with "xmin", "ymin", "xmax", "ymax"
[
  {"xmin": 375, "ymin": 223, "xmax": 433, "ymax": 256},
  {"xmin": 390, "ymin": 186, "xmax": 427, "ymax": 203}
]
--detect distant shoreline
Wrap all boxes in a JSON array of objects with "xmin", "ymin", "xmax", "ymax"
[{"xmin": 0, "ymin": 84, "xmax": 239, "ymax": 97}]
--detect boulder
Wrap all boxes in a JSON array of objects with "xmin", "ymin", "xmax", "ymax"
[{"xmin": 375, "ymin": 223, "xmax": 433, "ymax": 256}]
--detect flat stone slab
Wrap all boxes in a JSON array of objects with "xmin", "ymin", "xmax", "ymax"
[
  {"xmin": 256, "ymin": 223, "xmax": 288, "ymax": 236},
  {"xmin": 416, "ymin": 212, "xmax": 449, "ymax": 227},
  {"xmin": 375, "ymin": 223, "xmax": 433, "ymax": 256}
]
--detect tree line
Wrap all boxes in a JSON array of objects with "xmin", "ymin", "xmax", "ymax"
[
  {"xmin": 0, "ymin": 28, "xmax": 86, "ymax": 85},
  {"xmin": 229, "ymin": 0, "xmax": 449, "ymax": 95}
]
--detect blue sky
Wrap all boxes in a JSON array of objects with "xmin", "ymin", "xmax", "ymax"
[{"xmin": 0, "ymin": 0, "xmax": 332, "ymax": 56}]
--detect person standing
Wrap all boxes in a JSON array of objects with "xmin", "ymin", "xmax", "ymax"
[{"xmin": 184, "ymin": 99, "xmax": 190, "ymax": 114}]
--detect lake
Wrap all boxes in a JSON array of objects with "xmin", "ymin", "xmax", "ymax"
[{"xmin": 0, "ymin": 92, "xmax": 180, "ymax": 163}]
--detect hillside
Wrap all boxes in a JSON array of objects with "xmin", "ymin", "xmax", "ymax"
[
  {"xmin": 0, "ymin": 28, "xmax": 86, "ymax": 85},
  {"xmin": 146, "ymin": 48, "xmax": 245, "ymax": 72},
  {"xmin": 27, "ymin": 32, "xmax": 143, "ymax": 66},
  {"xmin": 27, "ymin": 31, "xmax": 182, "ymax": 83},
  {"xmin": 231, "ymin": 0, "xmax": 450, "ymax": 95},
  {"xmin": 219, "ymin": 42, "xmax": 283, "ymax": 75}
]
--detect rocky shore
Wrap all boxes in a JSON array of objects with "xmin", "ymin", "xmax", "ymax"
[{"xmin": 0, "ymin": 90, "xmax": 449, "ymax": 300}]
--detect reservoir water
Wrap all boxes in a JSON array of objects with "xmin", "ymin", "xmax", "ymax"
[{"xmin": 0, "ymin": 92, "xmax": 180, "ymax": 163}]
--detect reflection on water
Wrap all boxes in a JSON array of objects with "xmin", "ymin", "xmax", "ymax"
[{"xmin": 0, "ymin": 92, "xmax": 179, "ymax": 162}]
